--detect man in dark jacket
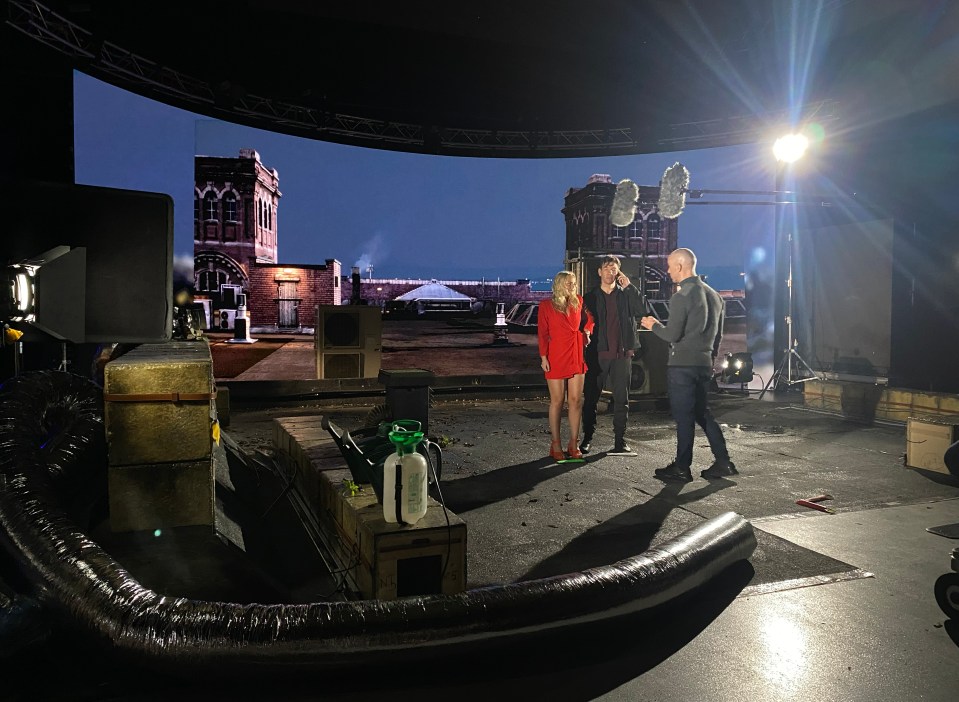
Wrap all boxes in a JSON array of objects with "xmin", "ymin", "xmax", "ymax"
[
  {"xmin": 579, "ymin": 255, "xmax": 646, "ymax": 456},
  {"xmin": 641, "ymin": 248, "xmax": 736, "ymax": 481}
]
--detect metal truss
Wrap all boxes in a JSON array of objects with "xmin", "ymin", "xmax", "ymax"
[
  {"xmin": 7, "ymin": 0, "xmax": 841, "ymax": 157},
  {"xmin": 660, "ymin": 101, "xmax": 840, "ymax": 152}
]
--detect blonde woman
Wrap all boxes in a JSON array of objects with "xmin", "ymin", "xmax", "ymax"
[{"xmin": 538, "ymin": 271, "xmax": 594, "ymax": 460}]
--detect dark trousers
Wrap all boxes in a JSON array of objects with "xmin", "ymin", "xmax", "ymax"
[
  {"xmin": 667, "ymin": 366, "xmax": 729, "ymax": 469},
  {"xmin": 583, "ymin": 355, "xmax": 632, "ymax": 443}
]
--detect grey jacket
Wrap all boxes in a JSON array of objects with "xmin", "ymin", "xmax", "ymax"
[{"xmin": 651, "ymin": 276, "xmax": 724, "ymax": 367}]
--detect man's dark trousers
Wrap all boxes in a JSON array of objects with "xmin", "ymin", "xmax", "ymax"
[
  {"xmin": 583, "ymin": 355, "xmax": 632, "ymax": 444},
  {"xmin": 667, "ymin": 366, "xmax": 729, "ymax": 468}
]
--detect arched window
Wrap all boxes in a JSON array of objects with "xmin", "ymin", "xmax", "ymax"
[
  {"xmin": 223, "ymin": 193, "xmax": 238, "ymax": 222},
  {"xmin": 628, "ymin": 218, "xmax": 642, "ymax": 240},
  {"xmin": 596, "ymin": 212, "xmax": 610, "ymax": 239},
  {"xmin": 203, "ymin": 193, "xmax": 217, "ymax": 221},
  {"xmin": 267, "ymin": 203, "xmax": 272, "ymax": 230},
  {"xmin": 198, "ymin": 269, "xmax": 227, "ymax": 292}
]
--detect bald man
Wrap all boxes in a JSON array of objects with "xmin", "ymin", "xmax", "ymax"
[{"xmin": 640, "ymin": 248, "xmax": 736, "ymax": 482}]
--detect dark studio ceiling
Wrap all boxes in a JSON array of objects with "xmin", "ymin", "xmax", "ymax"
[{"xmin": 6, "ymin": 0, "xmax": 959, "ymax": 157}]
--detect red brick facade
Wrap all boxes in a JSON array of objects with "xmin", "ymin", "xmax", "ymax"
[
  {"xmin": 193, "ymin": 156, "xmax": 661, "ymax": 330},
  {"xmin": 562, "ymin": 174, "xmax": 679, "ymax": 299},
  {"xmin": 247, "ymin": 260, "xmax": 342, "ymax": 328},
  {"xmin": 194, "ymin": 148, "xmax": 279, "ymax": 276},
  {"xmin": 194, "ymin": 149, "xmax": 345, "ymax": 329}
]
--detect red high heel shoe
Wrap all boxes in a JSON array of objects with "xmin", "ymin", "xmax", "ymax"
[
  {"xmin": 566, "ymin": 442, "xmax": 583, "ymax": 460},
  {"xmin": 549, "ymin": 441, "xmax": 565, "ymax": 461}
]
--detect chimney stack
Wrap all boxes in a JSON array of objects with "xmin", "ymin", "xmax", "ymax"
[{"xmin": 350, "ymin": 266, "xmax": 364, "ymax": 305}]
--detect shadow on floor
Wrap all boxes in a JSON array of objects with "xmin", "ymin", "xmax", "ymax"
[
  {"xmin": 520, "ymin": 479, "xmax": 734, "ymax": 580},
  {"xmin": 3, "ymin": 562, "xmax": 754, "ymax": 702},
  {"xmin": 440, "ymin": 456, "xmax": 584, "ymax": 514}
]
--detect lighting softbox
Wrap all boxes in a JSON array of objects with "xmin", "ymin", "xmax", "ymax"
[{"xmin": 3, "ymin": 181, "xmax": 173, "ymax": 344}]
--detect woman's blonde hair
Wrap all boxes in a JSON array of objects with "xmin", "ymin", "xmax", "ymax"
[{"xmin": 551, "ymin": 270, "xmax": 579, "ymax": 312}]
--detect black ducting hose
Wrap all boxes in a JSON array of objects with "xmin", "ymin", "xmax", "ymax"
[
  {"xmin": 0, "ymin": 370, "xmax": 757, "ymax": 674},
  {"xmin": 0, "ymin": 370, "xmax": 106, "ymax": 655},
  {"xmin": 0, "ymin": 575, "xmax": 50, "ymax": 656}
]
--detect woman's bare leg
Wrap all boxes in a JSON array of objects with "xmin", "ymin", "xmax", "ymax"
[
  {"xmin": 566, "ymin": 373, "xmax": 585, "ymax": 446},
  {"xmin": 546, "ymin": 377, "xmax": 566, "ymax": 447}
]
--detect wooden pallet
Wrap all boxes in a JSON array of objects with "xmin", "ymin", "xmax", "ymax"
[
  {"xmin": 273, "ymin": 415, "xmax": 467, "ymax": 600},
  {"xmin": 319, "ymin": 468, "xmax": 466, "ymax": 600}
]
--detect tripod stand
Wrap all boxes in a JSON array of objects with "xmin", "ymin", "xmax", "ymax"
[{"xmin": 759, "ymin": 232, "xmax": 820, "ymax": 400}]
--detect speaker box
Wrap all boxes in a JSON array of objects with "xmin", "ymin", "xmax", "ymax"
[
  {"xmin": 220, "ymin": 284, "xmax": 242, "ymax": 309},
  {"xmin": 631, "ymin": 330, "xmax": 669, "ymax": 395},
  {"xmin": 568, "ymin": 254, "xmax": 670, "ymax": 302},
  {"xmin": 215, "ymin": 309, "xmax": 237, "ymax": 331},
  {"xmin": 315, "ymin": 305, "xmax": 382, "ymax": 379},
  {"xmin": 322, "ymin": 352, "xmax": 363, "ymax": 379}
]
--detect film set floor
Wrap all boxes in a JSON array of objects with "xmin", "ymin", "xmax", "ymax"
[{"xmin": 5, "ymin": 324, "xmax": 959, "ymax": 701}]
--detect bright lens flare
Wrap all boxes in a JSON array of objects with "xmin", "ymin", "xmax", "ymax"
[{"xmin": 773, "ymin": 134, "xmax": 809, "ymax": 163}]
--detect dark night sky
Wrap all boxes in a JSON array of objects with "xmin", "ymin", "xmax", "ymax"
[{"xmin": 74, "ymin": 72, "xmax": 777, "ymax": 290}]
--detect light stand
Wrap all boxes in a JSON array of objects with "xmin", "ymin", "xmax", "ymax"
[
  {"xmin": 759, "ymin": 231, "xmax": 820, "ymax": 399},
  {"xmin": 608, "ymin": 140, "xmax": 834, "ymax": 399},
  {"xmin": 57, "ymin": 342, "xmax": 71, "ymax": 372}
]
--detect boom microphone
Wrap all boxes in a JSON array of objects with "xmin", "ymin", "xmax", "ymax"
[
  {"xmin": 610, "ymin": 178, "xmax": 639, "ymax": 227},
  {"xmin": 609, "ymin": 162, "xmax": 691, "ymax": 226},
  {"xmin": 659, "ymin": 162, "xmax": 690, "ymax": 219}
]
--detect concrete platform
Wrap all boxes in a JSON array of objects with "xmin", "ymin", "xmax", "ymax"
[
  {"xmin": 250, "ymin": 395, "xmax": 959, "ymax": 700},
  {"xmin": 5, "ymin": 390, "xmax": 959, "ymax": 700}
]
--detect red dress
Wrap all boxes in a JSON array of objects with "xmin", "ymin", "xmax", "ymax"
[{"xmin": 538, "ymin": 297, "xmax": 594, "ymax": 379}]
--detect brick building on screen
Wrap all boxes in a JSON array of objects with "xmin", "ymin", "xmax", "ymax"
[{"xmin": 192, "ymin": 149, "xmax": 547, "ymax": 331}]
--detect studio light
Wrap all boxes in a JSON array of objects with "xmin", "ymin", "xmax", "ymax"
[
  {"xmin": 721, "ymin": 352, "xmax": 754, "ymax": 384},
  {"xmin": 1, "ymin": 246, "xmax": 86, "ymax": 342},
  {"xmin": 8, "ymin": 268, "xmax": 35, "ymax": 320},
  {"xmin": 773, "ymin": 133, "xmax": 809, "ymax": 163}
]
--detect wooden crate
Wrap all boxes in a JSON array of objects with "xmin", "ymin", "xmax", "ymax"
[
  {"xmin": 275, "ymin": 415, "xmax": 468, "ymax": 600},
  {"xmin": 104, "ymin": 341, "xmax": 216, "ymax": 466},
  {"xmin": 907, "ymin": 417, "xmax": 959, "ymax": 474},
  {"xmin": 108, "ymin": 457, "xmax": 214, "ymax": 532},
  {"xmin": 318, "ymin": 468, "xmax": 467, "ymax": 600},
  {"xmin": 103, "ymin": 342, "xmax": 218, "ymax": 533}
]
